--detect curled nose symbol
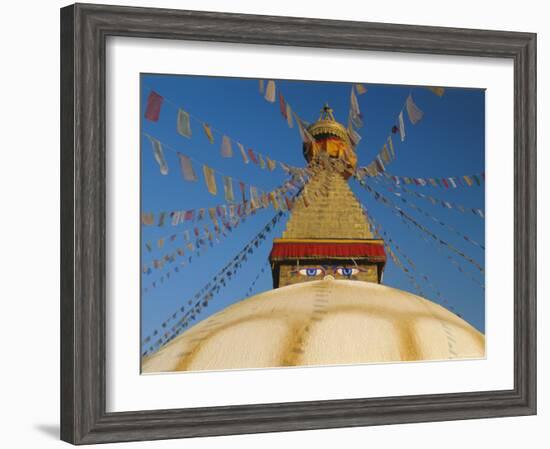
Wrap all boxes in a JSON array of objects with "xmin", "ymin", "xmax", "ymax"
[{"xmin": 323, "ymin": 275, "xmax": 334, "ymax": 281}]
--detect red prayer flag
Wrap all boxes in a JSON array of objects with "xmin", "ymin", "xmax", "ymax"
[
  {"xmin": 239, "ymin": 182, "xmax": 246, "ymax": 203},
  {"xmin": 442, "ymin": 178, "xmax": 450, "ymax": 188},
  {"xmin": 145, "ymin": 91, "xmax": 163, "ymax": 122},
  {"xmin": 247, "ymin": 148, "xmax": 258, "ymax": 164},
  {"xmin": 279, "ymin": 93, "xmax": 287, "ymax": 119}
]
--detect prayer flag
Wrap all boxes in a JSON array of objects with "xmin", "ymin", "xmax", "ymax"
[
  {"xmin": 296, "ymin": 114, "xmax": 314, "ymax": 143},
  {"xmin": 221, "ymin": 135, "xmax": 233, "ymax": 158},
  {"xmin": 264, "ymin": 80, "xmax": 276, "ymax": 102},
  {"xmin": 144, "ymin": 91, "xmax": 163, "ymax": 122},
  {"xmin": 176, "ymin": 108, "xmax": 192, "ymax": 138},
  {"xmin": 177, "ymin": 152, "xmax": 197, "ymax": 181},
  {"xmin": 258, "ymin": 79, "xmax": 264, "ymax": 94},
  {"xmin": 269, "ymin": 192, "xmax": 279, "ymax": 210},
  {"xmin": 405, "ymin": 94, "xmax": 424, "ymax": 125},
  {"xmin": 448, "ymin": 177, "xmax": 457, "ymax": 188},
  {"xmin": 250, "ymin": 186, "xmax": 260, "ymax": 209},
  {"xmin": 387, "ymin": 135, "xmax": 395, "ymax": 159},
  {"xmin": 247, "ymin": 148, "xmax": 259, "ymax": 164},
  {"xmin": 279, "ymin": 93, "xmax": 287, "ymax": 118},
  {"xmin": 380, "ymin": 144, "xmax": 391, "ymax": 164},
  {"xmin": 202, "ymin": 165, "xmax": 217, "ymax": 195},
  {"xmin": 427, "ymin": 86, "xmax": 445, "ymax": 96},
  {"xmin": 286, "ymin": 104, "xmax": 294, "ymax": 128},
  {"xmin": 202, "ymin": 123, "xmax": 214, "ymax": 144},
  {"xmin": 258, "ymin": 153, "xmax": 266, "ymax": 169},
  {"xmin": 355, "ymin": 84, "xmax": 368, "ymax": 95},
  {"xmin": 463, "ymin": 175, "xmax": 473, "ymax": 186},
  {"xmin": 350, "ymin": 87, "xmax": 363, "ymax": 127},
  {"xmin": 223, "ymin": 176, "xmax": 234, "ymax": 202},
  {"xmin": 398, "ymin": 110, "xmax": 406, "ymax": 142},
  {"xmin": 158, "ymin": 212, "xmax": 166, "ymax": 226},
  {"xmin": 147, "ymin": 135, "xmax": 168, "ymax": 175},
  {"xmin": 237, "ymin": 181, "xmax": 246, "ymax": 204},
  {"xmin": 236, "ymin": 142, "xmax": 249, "ymax": 164},
  {"xmin": 266, "ymin": 156, "xmax": 276, "ymax": 171},
  {"xmin": 208, "ymin": 207, "xmax": 217, "ymax": 222},
  {"xmin": 184, "ymin": 210, "xmax": 194, "ymax": 221},
  {"xmin": 171, "ymin": 211, "xmax": 181, "ymax": 226}
]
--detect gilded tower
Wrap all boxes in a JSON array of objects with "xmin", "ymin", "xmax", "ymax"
[{"xmin": 269, "ymin": 105, "xmax": 386, "ymax": 288}]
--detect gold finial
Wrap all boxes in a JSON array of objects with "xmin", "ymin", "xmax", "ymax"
[{"xmin": 319, "ymin": 103, "xmax": 336, "ymax": 121}]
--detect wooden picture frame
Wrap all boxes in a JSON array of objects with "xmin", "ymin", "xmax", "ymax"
[{"xmin": 60, "ymin": 3, "xmax": 536, "ymax": 444}]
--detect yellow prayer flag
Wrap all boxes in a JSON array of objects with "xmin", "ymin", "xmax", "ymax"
[
  {"xmin": 202, "ymin": 165, "xmax": 217, "ymax": 195},
  {"xmin": 202, "ymin": 123, "xmax": 214, "ymax": 144},
  {"xmin": 387, "ymin": 135, "xmax": 395, "ymax": 159},
  {"xmin": 355, "ymin": 84, "xmax": 368, "ymax": 95},
  {"xmin": 266, "ymin": 157, "xmax": 276, "ymax": 171},
  {"xmin": 427, "ymin": 86, "xmax": 445, "ymax": 96},
  {"xmin": 269, "ymin": 192, "xmax": 279, "ymax": 210},
  {"xmin": 258, "ymin": 153, "xmax": 266, "ymax": 169}
]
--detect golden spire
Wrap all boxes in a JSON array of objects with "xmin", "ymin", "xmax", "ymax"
[{"xmin": 303, "ymin": 104, "xmax": 358, "ymax": 177}]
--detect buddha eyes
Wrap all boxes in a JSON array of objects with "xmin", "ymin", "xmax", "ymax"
[
  {"xmin": 298, "ymin": 268, "xmax": 325, "ymax": 277},
  {"xmin": 336, "ymin": 267, "xmax": 359, "ymax": 276},
  {"xmin": 296, "ymin": 267, "xmax": 360, "ymax": 277}
]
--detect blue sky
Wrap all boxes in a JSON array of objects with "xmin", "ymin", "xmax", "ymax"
[{"xmin": 140, "ymin": 74, "xmax": 485, "ymax": 353}]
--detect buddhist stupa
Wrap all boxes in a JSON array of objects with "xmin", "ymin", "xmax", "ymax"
[{"xmin": 143, "ymin": 105, "xmax": 485, "ymax": 373}]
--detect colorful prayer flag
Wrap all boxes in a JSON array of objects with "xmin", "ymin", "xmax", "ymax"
[
  {"xmin": 177, "ymin": 152, "xmax": 197, "ymax": 181},
  {"xmin": 144, "ymin": 91, "xmax": 163, "ymax": 122},
  {"xmin": 387, "ymin": 135, "xmax": 395, "ymax": 159},
  {"xmin": 355, "ymin": 84, "xmax": 368, "ymax": 95},
  {"xmin": 202, "ymin": 165, "xmax": 217, "ymax": 195},
  {"xmin": 264, "ymin": 80, "xmax": 276, "ymax": 102},
  {"xmin": 266, "ymin": 157, "xmax": 276, "ymax": 171},
  {"xmin": 258, "ymin": 79, "xmax": 264, "ymax": 94},
  {"xmin": 427, "ymin": 86, "xmax": 445, "ymax": 96},
  {"xmin": 176, "ymin": 108, "xmax": 192, "ymax": 137},
  {"xmin": 247, "ymin": 148, "xmax": 258, "ymax": 164},
  {"xmin": 350, "ymin": 86, "xmax": 363, "ymax": 127},
  {"xmin": 380, "ymin": 143, "xmax": 391, "ymax": 164},
  {"xmin": 236, "ymin": 142, "xmax": 249, "ymax": 164},
  {"xmin": 405, "ymin": 94, "xmax": 424, "ymax": 125},
  {"xmin": 202, "ymin": 123, "xmax": 214, "ymax": 144},
  {"xmin": 239, "ymin": 181, "xmax": 246, "ymax": 203},
  {"xmin": 279, "ymin": 93, "xmax": 287, "ymax": 118},
  {"xmin": 147, "ymin": 135, "xmax": 168, "ymax": 175},
  {"xmin": 250, "ymin": 186, "xmax": 260, "ymax": 209},
  {"xmin": 221, "ymin": 135, "xmax": 233, "ymax": 158},
  {"xmin": 398, "ymin": 111, "xmax": 406, "ymax": 142},
  {"xmin": 223, "ymin": 176, "xmax": 234, "ymax": 202},
  {"xmin": 258, "ymin": 153, "xmax": 266, "ymax": 169},
  {"xmin": 286, "ymin": 104, "xmax": 294, "ymax": 128}
]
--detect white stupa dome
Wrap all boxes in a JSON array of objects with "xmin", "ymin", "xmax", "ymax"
[{"xmin": 143, "ymin": 279, "xmax": 485, "ymax": 373}]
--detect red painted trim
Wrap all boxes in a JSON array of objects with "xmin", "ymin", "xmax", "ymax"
[{"xmin": 270, "ymin": 241, "xmax": 386, "ymax": 260}]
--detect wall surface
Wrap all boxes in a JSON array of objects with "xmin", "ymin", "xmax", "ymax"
[{"xmin": 0, "ymin": 0, "xmax": 547, "ymax": 448}]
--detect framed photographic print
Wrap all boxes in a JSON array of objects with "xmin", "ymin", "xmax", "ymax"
[{"xmin": 60, "ymin": 3, "xmax": 536, "ymax": 444}]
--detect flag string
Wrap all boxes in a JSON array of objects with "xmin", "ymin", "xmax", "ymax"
[
  {"xmin": 355, "ymin": 178, "xmax": 484, "ymax": 273},
  {"xmin": 370, "ymin": 177, "xmax": 485, "ymax": 250},
  {"xmin": 364, "ymin": 205, "xmax": 471, "ymax": 316},
  {"xmin": 378, "ymin": 171, "xmax": 485, "ymax": 188},
  {"xmin": 376, "ymin": 174, "xmax": 485, "ymax": 218},
  {"xmin": 143, "ymin": 84, "xmax": 299, "ymax": 173},
  {"xmin": 142, "ymin": 131, "xmax": 309, "ymax": 198},
  {"xmin": 141, "ymin": 210, "xmax": 288, "ymax": 355}
]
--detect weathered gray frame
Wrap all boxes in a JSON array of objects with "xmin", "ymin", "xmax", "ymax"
[{"xmin": 60, "ymin": 3, "xmax": 537, "ymax": 444}]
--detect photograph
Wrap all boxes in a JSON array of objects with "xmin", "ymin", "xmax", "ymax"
[{"xmin": 139, "ymin": 75, "xmax": 486, "ymax": 374}]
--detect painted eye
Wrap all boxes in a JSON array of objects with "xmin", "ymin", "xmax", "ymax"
[
  {"xmin": 336, "ymin": 267, "xmax": 359, "ymax": 276},
  {"xmin": 298, "ymin": 268, "xmax": 324, "ymax": 277}
]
